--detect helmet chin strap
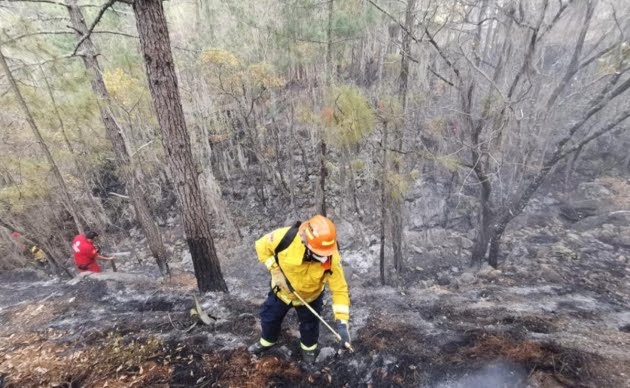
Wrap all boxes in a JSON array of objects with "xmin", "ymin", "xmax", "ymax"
[
  {"xmin": 310, "ymin": 250, "xmax": 329, "ymax": 263},
  {"xmin": 312, "ymin": 254, "xmax": 328, "ymax": 263}
]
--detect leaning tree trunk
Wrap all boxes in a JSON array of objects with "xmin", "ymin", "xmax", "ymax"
[
  {"xmin": 132, "ymin": 0, "xmax": 227, "ymax": 292},
  {"xmin": 67, "ymin": 0, "xmax": 169, "ymax": 275},
  {"xmin": 0, "ymin": 45, "xmax": 84, "ymax": 235}
]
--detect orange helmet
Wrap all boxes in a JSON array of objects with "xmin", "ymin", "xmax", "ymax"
[{"xmin": 299, "ymin": 215, "xmax": 337, "ymax": 256}]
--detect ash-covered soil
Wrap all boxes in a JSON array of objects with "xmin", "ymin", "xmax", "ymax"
[
  {"xmin": 2, "ymin": 177, "xmax": 630, "ymax": 387},
  {"xmin": 1, "ymin": 241, "xmax": 629, "ymax": 388}
]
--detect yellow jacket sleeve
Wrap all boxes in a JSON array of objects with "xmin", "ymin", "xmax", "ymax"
[
  {"xmin": 328, "ymin": 251, "xmax": 350, "ymax": 323},
  {"xmin": 255, "ymin": 227, "xmax": 290, "ymax": 270}
]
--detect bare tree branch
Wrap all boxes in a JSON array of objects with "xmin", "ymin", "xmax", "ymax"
[
  {"xmin": 366, "ymin": 0, "xmax": 462, "ymax": 81},
  {"xmin": 459, "ymin": 42, "xmax": 508, "ymax": 103},
  {"xmin": 1, "ymin": 29, "xmax": 136, "ymax": 45},
  {"xmin": 1, "ymin": 30, "xmax": 72, "ymax": 45},
  {"xmin": 546, "ymin": 0, "xmax": 595, "ymax": 108},
  {"xmin": 559, "ymin": 111, "xmax": 630, "ymax": 159},
  {"xmin": 537, "ymin": 0, "xmax": 574, "ymax": 41},
  {"xmin": 1, "ymin": 0, "xmax": 67, "ymax": 7},
  {"xmin": 71, "ymin": 0, "xmax": 116, "ymax": 56},
  {"xmin": 427, "ymin": 66, "xmax": 454, "ymax": 86},
  {"xmin": 506, "ymin": 0, "xmax": 548, "ymax": 99}
]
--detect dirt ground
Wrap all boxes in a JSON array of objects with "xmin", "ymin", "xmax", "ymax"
[{"xmin": 1, "ymin": 243, "xmax": 629, "ymax": 388}]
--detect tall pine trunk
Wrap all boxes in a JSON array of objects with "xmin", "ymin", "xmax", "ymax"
[
  {"xmin": 67, "ymin": 0, "xmax": 169, "ymax": 275},
  {"xmin": 132, "ymin": 0, "xmax": 227, "ymax": 292}
]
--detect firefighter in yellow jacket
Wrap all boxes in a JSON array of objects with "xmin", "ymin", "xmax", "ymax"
[{"xmin": 248, "ymin": 215, "xmax": 351, "ymax": 363}]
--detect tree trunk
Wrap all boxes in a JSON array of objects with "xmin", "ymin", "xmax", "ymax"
[
  {"xmin": 326, "ymin": 0, "xmax": 334, "ymax": 86},
  {"xmin": 390, "ymin": 0, "xmax": 416, "ymax": 273},
  {"xmin": 289, "ymin": 99, "xmax": 310, "ymax": 183},
  {"xmin": 315, "ymin": 140, "xmax": 327, "ymax": 216},
  {"xmin": 379, "ymin": 122, "xmax": 389, "ymax": 285},
  {"xmin": 470, "ymin": 145, "xmax": 494, "ymax": 265},
  {"xmin": 132, "ymin": 0, "xmax": 227, "ymax": 292},
  {"xmin": 348, "ymin": 156, "xmax": 362, "ymax": 221},
  {"xmin": 67, "ymin": 0, "xmax": 169, "ymax": 275},
  {"xmin": 0, "ymin": 45, "xmax": 84, "ymax": 235},
  {"xmin": 564, "ymin": 145, "xmax": 583, "ymax": 191},
  {"xmin": 487, "ymin": 228, "xmax": 504, "ymax": 268}
]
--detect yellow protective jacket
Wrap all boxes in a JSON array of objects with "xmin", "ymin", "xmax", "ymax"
[{"xmin": 255, "ymin": 226, "xmax": 350, "ymax": 322}]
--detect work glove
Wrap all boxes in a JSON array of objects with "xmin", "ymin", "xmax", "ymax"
[
  {"xmin": 270, "ymin": 266, "xmax": 290, "ymax": 293},
  {"xmin": 336, "ymin": 321, "xmax": 351, "ymax": 349}
]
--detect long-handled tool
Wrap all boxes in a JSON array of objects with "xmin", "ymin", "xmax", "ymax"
[
  {"xmin": 289, "ymin": 286, "xmax": 354, "ymax": 353},
  {"xmin": 95, "ymin": 243, "xmax": 117, "ymax": 272}
]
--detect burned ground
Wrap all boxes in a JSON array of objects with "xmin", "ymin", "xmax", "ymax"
[
  {"xmin": 1, "ymin": 261, "xmax": 629, "ymax": 388},
  {"xmin": 2, "ymin": 193, "xmax": 630, "ymax": 387}
]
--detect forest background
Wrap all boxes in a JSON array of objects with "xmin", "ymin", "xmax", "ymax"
[{"xmin": 1, "ymin": 0, "xmax": 629, "ymax": 292}]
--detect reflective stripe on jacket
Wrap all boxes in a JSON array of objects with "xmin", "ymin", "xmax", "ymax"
[{"xmin": 255, "ymin": 226, "xmax": 350, "ymax": 322}]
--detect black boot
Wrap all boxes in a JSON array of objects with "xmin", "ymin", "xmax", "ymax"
[
  {"xmin": 248, "ymin": 341, "xmax": 273, "ymax": 355},
  {"xmin": 301, "ymin": 348, "xmax": 317, "ymax": 364}
]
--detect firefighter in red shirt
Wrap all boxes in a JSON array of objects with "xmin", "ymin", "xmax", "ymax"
[{"xmin": 72, "ymin": 231, "xmax": 114, "ymax": 272}]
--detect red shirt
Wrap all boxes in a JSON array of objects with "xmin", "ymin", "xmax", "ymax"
[
  {"xmin": 72, "ymin": 234, "xmax": 101, "ymax": 272},
  {"xmin": 10, "ymin": 231, "xmax": 26, "ymax": 252}
]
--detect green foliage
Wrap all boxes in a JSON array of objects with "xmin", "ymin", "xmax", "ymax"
[
  {"xmin": 376, "ymin": 96, "xmax": 403, "ymax": 127},
  {"xmin": 270, "ymin": 0, "xmax": 375, "ymax": 71},
  {"xmin": 333, "ymin": 0, "xmax": 376, "ymax": 37},
  {"xmin": 103, "ymin": 68, "xmax": 147, "ymax": 109},
  {"xmin": 410, "ymin": 168, "xmax": 421, "ymax": 181},
  {"xmin": 0, "ymin": 156, "xmax": 50, "ymax": 210},
  {"xmin": 598, "ymin": 41, "xmax": 630, "ymax": 74},
  {"xmin": 434, "ymin": 155, "xmax": 461, "ymax": 173},
  {"xmin": 201, "ymin": 49, "xmax": 241, "ymax": 68},
  {"xmin": 323, "ymin": 85, "xmax": 375, "ymax": 147},
  {"xmin": 386, "ymin": 172, "xmax": 409, "ymax": 202},
  {"xmin": 351, "ymin": 158, "xmax": 365, "ymax": 171},
  {"xmin": 295, "ymin": 101, "xmax": 319, "ymax": 125},
  {"xmin": 200, "ymin": 48, "xmax": 284, "ymax": 99}
]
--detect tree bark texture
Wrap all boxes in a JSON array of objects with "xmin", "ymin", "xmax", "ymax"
[
  {"xmin": 379, "ymin": 121, "xmax": 388, "ymax": 285},
  {"xmin": 316, "ymin": 140, "xmax": 327, "ymax": 216},
  {"xmin": 67, "ymin": 0, "xmax": 169, "ymax": 275},
  {"xmin": 132, "ymin": 0, "xmax": 227, "ymax": 292},
  {"xmin": 390, "ymin": 0, "xmax": 416, "ymax": 273}
]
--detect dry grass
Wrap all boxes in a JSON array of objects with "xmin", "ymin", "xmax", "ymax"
[
  {"xmin": 596, "ymin": 176, "xmax": 630, "ymax": 208},
  {"xmin": 441, "ymin": 333, "xmax": 613, "ymax": 387},
  {"xmin": 1, "ymin": 299, "xmax": 68, "ymax": 330},
  {"xmin": 0, "ymin": 332, "xmax": 169, "ymax": 387},
  {"xmin": 459, "ymin": 335, "xmax": 546, "ymax": 363},
  {"xmin": 161, "ymin": 270, "xmax": 197, "ymax": 292}
]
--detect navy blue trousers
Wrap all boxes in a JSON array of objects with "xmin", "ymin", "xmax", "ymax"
[{"xmin": 260, "ymin": 291, "xmax": 323, "ymax": 348}]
